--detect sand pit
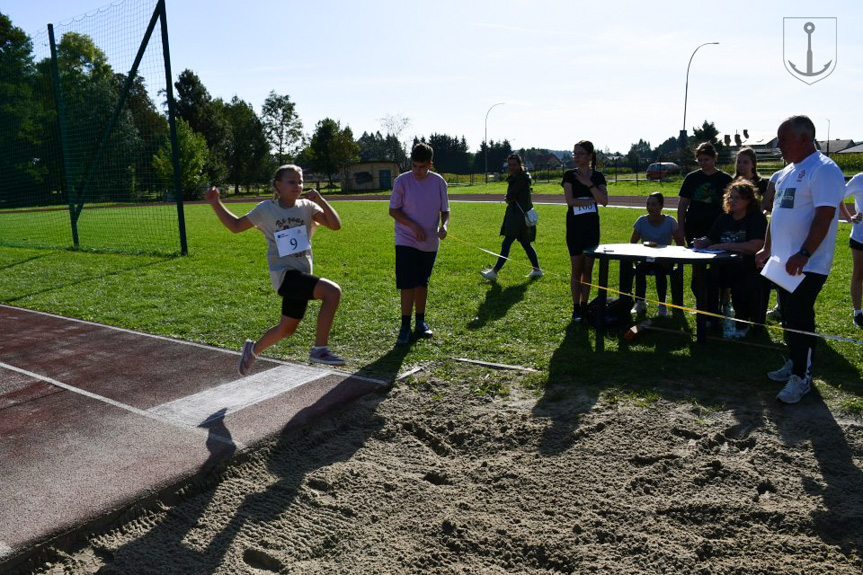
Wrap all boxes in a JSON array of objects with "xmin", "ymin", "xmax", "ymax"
[{"xmin": 23, "ymin": 367, "xmax": 863, "ymax": 574}]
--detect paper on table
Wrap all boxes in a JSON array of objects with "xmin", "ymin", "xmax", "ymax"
[{"xmin": 761, "ymin": 255, "xmax": 804, "ymax": 293}]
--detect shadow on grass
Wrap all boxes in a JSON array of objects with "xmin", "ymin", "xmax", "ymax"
[
  {"xmin": 0, "ymin": 253, "xmax": 51, "ymax": 272},
  {"xmin": 87, "ymin": 352, "xmax": 404, "ymax": 574},
  {"xmin": 467, "ymin": 281, "xmax": 532, "ymax": 330},
  {"xmin": 1, "ymin": 256, "xmax": 174, "ymax": 304},
  {"xmin": 769, "ymin": 386, "xmax": 863, "ymax": 562}
]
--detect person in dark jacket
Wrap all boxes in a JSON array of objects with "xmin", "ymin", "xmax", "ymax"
[{"xmin": 480, "ymin": 154, "xmax": 542, "ymax": 281}]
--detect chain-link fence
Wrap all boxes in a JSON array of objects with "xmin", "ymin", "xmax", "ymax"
[{"xmin": 0, "ymin": 0, "xmax": 186, "ymax": 255}]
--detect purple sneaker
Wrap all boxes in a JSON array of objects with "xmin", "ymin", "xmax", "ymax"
[
  {"xmin": 238, "ymin": 339, "xmax": 256, "ymax": 376},
  {"xmin": 309, "ymin": 346, "xmax": 346, "ymax": 366}
]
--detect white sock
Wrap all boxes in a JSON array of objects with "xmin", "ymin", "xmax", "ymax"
[
  {"xmin": 855, "ymin": 309, "xmax": 862, "ymax": 316},
  {"xmin": 312, "ymin": 345, "xmax": 328, "ymax": 352}
]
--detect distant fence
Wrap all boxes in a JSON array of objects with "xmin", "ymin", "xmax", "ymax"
[{"xmin": 0, "ymin": 0, "xmax": 187, "ymax": 255}]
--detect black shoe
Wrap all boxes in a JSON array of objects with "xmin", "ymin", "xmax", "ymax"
[
  {"xmin": 571, "ymin": 307, "xmax": 583, "ymax": 322},
  {"xmin": 396, "ymin": 325, "xmax": 412, "ymax": 346},
  {"xmin": 854, "ymin": 312, "xmax": 863, "ymax": 329},
  {"xmin": 415, "ymin": 321, "xmax": 433, "ymax": 339}
]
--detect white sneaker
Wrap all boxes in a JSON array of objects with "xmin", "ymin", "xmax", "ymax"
[
  {"xmin": 657, "ymin": 304, "xmax": 668, "ymax": 317},
  {"xmin": 238, "ymin": 339, "xmax": 256, "ymax": 376},
  {"xmin": 632, "ymin": 300, "xmax": 647, "ymax": 314},
  {"xmin": 480, "ymin": 269, "xmax": 498, "ymax": 281},
  {"xmin": 766, "ymin": 305, "xmax": 782, "ymax": 321},
  {"xmin": 731, "ymin": 325, "xmax": 750, "ymax": 339},
  {"xmin": 527, "ymin": 268, "xmax": 544, "ymax": 279},
  {"xmin": 767, "ymin": 359, "xmax": 793, "ymax": 382},
  {"xmin": 776, "ymin": 374, "xmax": 811, "ymax": 404}
]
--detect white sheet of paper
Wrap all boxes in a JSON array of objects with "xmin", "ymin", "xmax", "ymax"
[
  {"xmin": 572, "ymin": 204, "xmax": 597, "ymax": 215},
  {"xmin": 761, "ymin": 255, "xmax": 804, "ymax": 293},
  {"xmin": 274, "ymin": 226, "xmax": 310, "ymax": 257}
]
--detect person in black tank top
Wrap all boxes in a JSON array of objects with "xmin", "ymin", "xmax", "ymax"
[{"xmin": 562, "ymin": 140, "xmax": 608, "ymax": 322}]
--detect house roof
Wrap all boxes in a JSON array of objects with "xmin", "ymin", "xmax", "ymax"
[
  {"xmin": 838, "ymin": 142, "xmax": 863, "ymax": 154},
  {"xmin": 817, "ymin": 139, "xmax": 856, "ymax": 153}
]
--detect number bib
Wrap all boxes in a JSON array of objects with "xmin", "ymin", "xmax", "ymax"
[
  {"xmin": 274, "ymin": 226, "xmax": 311, "ymax": 257},
  {"xmin": 572, "ymin": 204, "xmax": 597, "ymax": 215}
]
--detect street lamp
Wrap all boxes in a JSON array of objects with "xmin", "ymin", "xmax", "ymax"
[
  {"xmin": 825, "ymin": 118, "xmax": 831, "ymax": 156},
  {"xmin": 681, "ymin": 42, "xmax": 719, "ymax": 148},
  {"xmin": 484, "ymin": 102, "xmax": 505, "ymax": 183}
]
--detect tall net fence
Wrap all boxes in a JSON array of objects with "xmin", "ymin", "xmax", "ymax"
[{"xmin": 0, "ymin": 0, "xmax": 186, "ymax": 255}]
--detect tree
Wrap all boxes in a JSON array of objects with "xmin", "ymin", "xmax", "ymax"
[
  {"xmin": 152, "ymin": 118, "xmax": 208, "ymax": 200},
  {"xmin": 357, "ymin": 131, "xmax": 388, "ymax": 162},
  {"xmin": 691, "ymin": 120, "xmax": 720, "ymax": 144},
  {"xmin": 654, "ymin": 136, "xmax": 680, "ymax": 160},
  {"xmin": 174, "ymin": 69, "xmax": 228, "ymax": 183},
  {"xmin": 412, "ymin": 134, "xmax": 473, "ymax": 174},
  {"xmin": 378, "ymin": 113, "xmax": 410, "ymax": 170},
  {"xmin": 473, "ymin": 139, "xmax": 512, "ymax": 175},
  {"xmin": 626, "ymin": 139, "xmax": 653, "ymax": 170},
  {"xmin": 0, "ymin": 12, "xmax": 41, "ymax": 206},
  {"xmin": 35, "ymin": 32, "xmax": 141, "ymax": 203},
  {"xmin": 691, "ymin": 120, "xmax": 727, "ymax": 162},
  {"xmin": 116, "ymin": 72, "xmax": 168, "ymax": 198},
  {"xmin": 303, "ymin": 118, "xmax": 359, "ymax": 187},
  {"xmin": 223, "ymin": 96, "xmax": 270, "ymax": 193},
  {"xmin": 261, "ymin": 91, "xmax": 303, "ymax": 165}
]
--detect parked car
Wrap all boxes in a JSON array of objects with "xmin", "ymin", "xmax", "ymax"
[{"xmin": 645, "ymin": 162, "xmax": 680, "ymax": 180}]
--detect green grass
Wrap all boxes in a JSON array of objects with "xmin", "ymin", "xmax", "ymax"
[{"xmin": 1, "ymin": 201, "xmax": 861, "ymax": 412}]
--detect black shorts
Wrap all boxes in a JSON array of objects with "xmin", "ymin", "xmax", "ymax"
[
  {"xmin": 395, "ymin": 245, "xmax": 437, "ymax": 289},
  {"xmin": 850, "ymin": 237, "xmax": 863, "ymax": 251},
  {"xmin": 566, "ymin": 212, "xmax": 600, "ymax": 256},
  {"xmin": 277, "ymin": 269, "xmax": 320, "ymax": 319}
]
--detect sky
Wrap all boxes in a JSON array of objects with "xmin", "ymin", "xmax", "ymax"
[{"xmin": 4, "ymin": 0, "xmax": 863, "ymax": 156}]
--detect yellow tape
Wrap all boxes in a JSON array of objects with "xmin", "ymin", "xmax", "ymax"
[{"xmin": 448, "ymin": 233, "xmax": 863, "ymax": 345}]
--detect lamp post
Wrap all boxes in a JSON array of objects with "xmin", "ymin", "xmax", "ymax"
[
  {"xmin": 680, "ymin": 42, "xmax": 719, "ymax": 152},
  {"xmin": 484, "ymin": 102, "xmax": 505, "ymax": 183},
  {"xmin": 825, "ymin": 118, "xmax": 831, "ymax": 156}
]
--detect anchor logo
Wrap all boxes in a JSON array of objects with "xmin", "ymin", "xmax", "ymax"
[{"xmin": 783, "ymin": 17, "xmax": 837, "ymax": 85}]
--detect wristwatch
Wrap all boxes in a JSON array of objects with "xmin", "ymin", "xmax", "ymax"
[{"xmin": 798, "ymin": 247, "xmax": 812, "ymax": 258}]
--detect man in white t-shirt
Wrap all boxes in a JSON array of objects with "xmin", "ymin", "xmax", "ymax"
[{"xmin": 755, "ymin": 115, "xmax": 846, "ymax": 404}]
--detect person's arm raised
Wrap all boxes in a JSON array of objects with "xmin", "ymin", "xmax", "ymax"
[
  {"xmin": 205, "ymin": 186, "xmax": 254, "ymax": 234},
  {"xmin": 305, "ymin": 189, "xmax": 342, "ymax": 230}
]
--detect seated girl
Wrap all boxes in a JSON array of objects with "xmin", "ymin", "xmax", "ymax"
[
  {"xmin": 693, "ymin": 179, "xmax": 768, "ymax": 338},
  {"xmin": 629, "ymin": 192, "xmax": 684, "ymax": 316}
]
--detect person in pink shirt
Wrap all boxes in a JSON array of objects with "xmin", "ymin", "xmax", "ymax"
[{"xmin": 389, "ymin": 143, "xmax": 450, "ymax": 345}]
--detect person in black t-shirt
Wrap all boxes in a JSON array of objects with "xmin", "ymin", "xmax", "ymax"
[
  {"xmin": 562, "ymin": 140, "xmax": 608, "ymax": 322},
  {"xmin": 677, "ymin": 142, "xmax": 733, "ymax": 246},
  {"xmin": 733, "ymin": 147, "xmax": 768, "ymax": 198},
  {"xmin": 693, "ymin": 179, "xmax": 767, "ymax": 337}
]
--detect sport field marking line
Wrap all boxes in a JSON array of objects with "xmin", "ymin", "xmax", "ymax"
[
  {"xmin": 0, "ymin": 305, "xmax": 384, "ymax": 383},
  {"xmin": 452, "ymin": 358, "xmax": 540, "ymax": 372},
  {"xmin": 148, "ymin": 364, "xmax": 332, "ymax": 427},
  {"xmin": 0, "ymin": 361, "xmax": 244, "ymax": 450}
]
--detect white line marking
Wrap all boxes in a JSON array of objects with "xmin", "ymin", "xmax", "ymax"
[
  {"xmin": 452, "ymin": 357, "xmax": 540, "ymax": 372},
  {"xmin": 0, "ymin": 305, "xmax": 391, "ymax": 384},
  {"xmin": 0, "ymin": 361, "xmax": 244, "ymax": 450},
  {"xmin": 148, "ymin": 364, "xmax": 330, "ymax": 426}
]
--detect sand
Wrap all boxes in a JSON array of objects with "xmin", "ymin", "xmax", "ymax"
[{"xmin": 22, "ymin": 365, "xmax": 863, "ymax": 574}]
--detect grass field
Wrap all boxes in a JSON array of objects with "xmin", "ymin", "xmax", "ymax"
[{"xmin": 1, "ymin": 200, "xmax": 861, "ymax": 411}]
